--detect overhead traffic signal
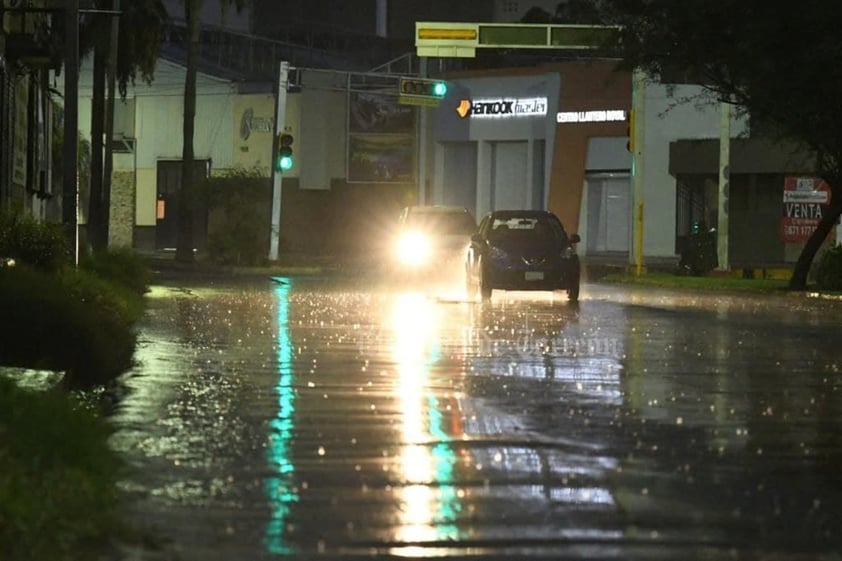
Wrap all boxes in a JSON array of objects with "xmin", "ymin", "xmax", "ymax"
[
  {"xmin": 276, "ymin": 133, "xmax": 294, "ymax": 171},
  {"xmin": 399, "ymin": 77, "xmax": 448, "ymax": 99}
]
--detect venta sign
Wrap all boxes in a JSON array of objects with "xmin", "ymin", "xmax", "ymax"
[
  {"xmin": 456, "ymin": 97, "xmax": 548, "ymax": 119},
  {"xmin": 780, "ymin": 176, "xmax": 832, "ymax": 242}
]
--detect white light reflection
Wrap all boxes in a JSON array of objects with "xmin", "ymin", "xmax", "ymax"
[
  {"xmin": 264, "ymin": 280, "xmax": 299, "ymax": 555},
  {"xmin": 460, "ymin": 304, "xmax": 622, "ymax": 513},
  {"xmin": 549, "ymin": 486, "xmax": 615, "ymax": 505},
  {"xmin": 390, "ymin": 293, "xmax": 462, "ymax": 549},
  {"xmin": 467, "ymin": 312, "xmax": 625, "ymax": 404}
]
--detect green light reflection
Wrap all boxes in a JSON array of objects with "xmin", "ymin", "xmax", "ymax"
[
  {"xmin": 427, "ymin": 396, "xmax": 461, "ymax": 540},
  {"xmin": 264, "ymin": 281, "xmax": 299, "ymax": 555}
]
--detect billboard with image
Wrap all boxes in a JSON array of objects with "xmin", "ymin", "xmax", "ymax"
[{"xmin": 348, "ymin": 91, "xmax": 417, "ymax": 183}]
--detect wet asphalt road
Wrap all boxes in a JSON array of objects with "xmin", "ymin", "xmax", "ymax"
[{"xmin": 108, "ymin": 274, "xmax": 842, "ymax": 561}]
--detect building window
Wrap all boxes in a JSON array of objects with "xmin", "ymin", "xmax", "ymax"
[{"xmin": 675, "ymin": 174, "xmax": 717, "ymax": 253}]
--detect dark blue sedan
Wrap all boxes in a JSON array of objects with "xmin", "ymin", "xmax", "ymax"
[{"xmin": 465, "ymin": 210, "xmax": 581, "ymax": 301}]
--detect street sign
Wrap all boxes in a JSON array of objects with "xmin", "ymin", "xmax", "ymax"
[
  {"xmin": 397, "ymin": 77, "xmax": 447, "ymax": 106},
  {"xmin": 415, "ymin": 22, "xmax": 478, "ymax": 57},
  {"xmin": 415, "ymin": 21, "xmax": 619, "ymax": 58},
  {"xmin": 781, "ymin": 176, "xmax": 832, "ymax": 242},
  {"xmin": 399, "ymin": 95, "xmax": 441, "ymax": 107}
]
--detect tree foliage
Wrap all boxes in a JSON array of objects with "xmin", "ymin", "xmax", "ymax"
[
  {"xmin": 114, "ymin": 0, "xmax": 170, "ymax": 98},
  {"xmin": 520, "ymin": 0, "xmax": 601, "ymax": 23},
  {"xmin": 77, "ymin": 0, "xmax": 167, "ymax": 251},
  {"xmin": 57, "ymin": 0, "xmax": 168, "ymax": 97},
  {"xmin": 595, "ymin": 0, "xmax": 842, "ymax": 289}
]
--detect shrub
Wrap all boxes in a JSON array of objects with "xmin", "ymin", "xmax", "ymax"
[
  {"xmin": 60, "ymin": 267, "xmax": 146, "ymax": 326},
  {"xmin": 815, "ymin": 243, "xmax": 842, "ymax": 291},
  {"xmin": 0, "ymin": 266, "xmax": 137, "ymax": 389},
  {"xmin": 0, "ymin": 209, "xmax": 72, "ymax": 273},
  {"xmin": 79, "ymin": 247, "xmax": 151, "ymax": 297},
  {"xmin": 0, "ymin": 376, "xmax": 123, "ymax": 561},
  {"xmin": 206, "ymin": 166, "xmax": 270, "ymax": 266}
]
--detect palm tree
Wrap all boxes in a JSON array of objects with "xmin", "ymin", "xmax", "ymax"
[
  {"xmin": 175, "ymin": 0, "xmax": 244, "ymax": 263},
  {"xmin": 84, "ymin": 0, "xmax": 167, "ymax": 251}
]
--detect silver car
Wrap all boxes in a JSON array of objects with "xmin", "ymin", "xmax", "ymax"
[{"xmin": 391, "ymin": 206, "xmax": 477, "ymax": 278}]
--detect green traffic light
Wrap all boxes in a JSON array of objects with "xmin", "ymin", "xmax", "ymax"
[
  {"xmin": 277, "ymin": 140, "xmax": 293, "ymax": 171},
  {"xmin": 433, "ymin": 81, "xmax": 447, "ymax": 97}
]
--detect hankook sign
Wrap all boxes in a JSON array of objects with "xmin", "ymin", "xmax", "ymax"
[{"xmin": 456, "ymin": 97, "xmax": 548, "ymax": 119}]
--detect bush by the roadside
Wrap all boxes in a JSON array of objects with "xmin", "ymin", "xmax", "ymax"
[
  {"xmin": 815, "ymin": 243, "xmax": 842, "ymax": 291},
  {"xmin": 0, "ymin": 209, "xmax": 72, "ymax": 273},
  {"xmin": 79, "ymin": 247, "xmax": 150, "ymax": 297},
  {"xmin": 0, "ymin": 376, "xmax": 123, "ymax": 561},
  {"xmin": 206, "ymin": 166, "xmax": 270, "ymax": 266},
  {"xmin": 0, "ymin": 266, "xmax": 137, "ymax": 389},
  {"xmin": 74, "ymin": 247, "xmax": 150, "ymax": 325},
  {"xmin": 60, "ymin": 266, "xmax": 146, "ymax": 326}
]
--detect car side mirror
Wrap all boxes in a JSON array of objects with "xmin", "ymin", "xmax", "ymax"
[
  {"xmin": 570, "ymin": 234, "xmax": 581, "ymax": 244},
  {"xmin": 471, "ymin": 233, "xmax": 483, "ymax": 243}
]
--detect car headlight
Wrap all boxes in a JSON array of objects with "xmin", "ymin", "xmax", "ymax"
[{"xmin": 396, "ymin": 232, "xmax": 431, "ymax": 266}]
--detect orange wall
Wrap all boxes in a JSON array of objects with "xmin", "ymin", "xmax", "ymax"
[{"xmin": 548, "ymin": 60, "xmax": 632, "ymax": 236}]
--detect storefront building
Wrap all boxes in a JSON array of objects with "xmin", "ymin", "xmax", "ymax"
[
  {"xmin": 427, "ymin": 61, "xmax": 815, "ymax": 270},
  {"xmin": 644, "ymin": 80, "xmax": 837, "ymax": 270},
  {"xmin": 428, "ymin": 60, "xmax": 633, "ymax": 259}
]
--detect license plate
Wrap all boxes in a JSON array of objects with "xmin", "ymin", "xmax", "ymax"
[{"xmin": 525, "ymin": 271, "xmax": 544, "ymax": 281}]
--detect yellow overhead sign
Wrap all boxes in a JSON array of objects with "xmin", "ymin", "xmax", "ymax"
[
  {"xmin": 415, "ymin": 21, "xmax": 619, "ymax": 58},
  {"xmin": 416, "ymin": 22, "xmax": 480, "ymax": 57},
  {"xmin": 417, "ymin": 28, "xmax": 478, "ymax": 41}
]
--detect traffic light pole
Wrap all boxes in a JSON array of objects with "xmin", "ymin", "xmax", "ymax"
[
  {"xmin": 417, "ymin": 56, "xmax": 428, "ymax": 205},
  {"xmin": 269, "ymin": 61, "xmax": 289, "ymax": 262}
]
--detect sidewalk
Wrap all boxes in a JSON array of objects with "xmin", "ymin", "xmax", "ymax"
[
  {"xmin": 141, "ymin": 250, "xmax": 375, "ymax": 279},
  {"xmin": 581, "ymin": 254, "xmax": 796, "ymax": 282}
]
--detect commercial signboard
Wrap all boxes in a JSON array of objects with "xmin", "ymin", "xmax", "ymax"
[
  {"xmin": 780, "ymin": 176, "xmax": 831, "ymax": 242},
  {"xmin": 347, "ymin": 92, "xmax": 416, "ymax": 183},
  {"xmin": 556, "ymin": 110, "xmax": 627, "ymax": 123},
  {"xmin": 454, "ymin": 97, "xmax": 548, "ymax": 119}
]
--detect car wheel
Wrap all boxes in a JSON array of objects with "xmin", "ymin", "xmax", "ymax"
[
  {"xmin": 567, "ymin": 281, "xmax": 580, "ymax": 302},
  {"xmin": 479, "ymin": 265, "xmax": 492, "ymax": 301}
]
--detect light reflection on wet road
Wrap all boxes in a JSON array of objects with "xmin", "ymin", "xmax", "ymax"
[{"xmin": 109, "ymin": 278, "xmax": 842, "ymax": 560}]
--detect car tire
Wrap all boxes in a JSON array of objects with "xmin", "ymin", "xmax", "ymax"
[
  {"xmin": 567, "ymin": 281, "xmax": 580, "ymax": 302},
  {"xmin": 479, "ymin": 265, "xmax": 492, "ymax": 301}
]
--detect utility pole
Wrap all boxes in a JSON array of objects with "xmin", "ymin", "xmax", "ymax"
[
  {"xmin": 631, "ymin": 69, "xmax": 646, "ymax": 275},
  {"xmin": 717, "ymin": 101, "xmax": 731, "ymax": 271},
  {"xmin": 63, "ymin": 0, "xmax": 80, "ymax": 264},
  {"xmin": 269, "ymin": 60, "xmax": 289, "ymax": 262}
]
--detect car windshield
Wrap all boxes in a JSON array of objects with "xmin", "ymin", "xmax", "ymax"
[
  {"xmin": 489, "ymin": 217, "xmax": 562, "ymax": 243},
  {"xmin": 405, "ymin": 212, "xmax": 476, "ymax": 235}
]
